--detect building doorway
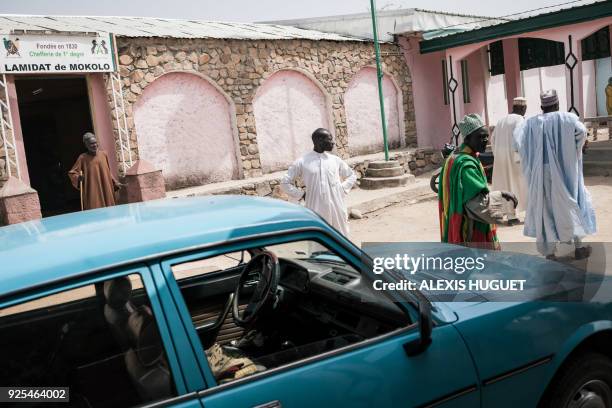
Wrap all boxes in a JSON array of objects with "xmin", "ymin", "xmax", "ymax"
[{"xmin": 15, "ymin": 77, "xmax": 94, "ymax": 217}]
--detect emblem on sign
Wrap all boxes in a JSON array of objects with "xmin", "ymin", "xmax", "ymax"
[
  {"xmin": 90, "ymin": 39, "xmax": 109, "ymax": 55},
  {"xmin": 3, "ymin": 38, "xmax": 20, "ymax": 57}
]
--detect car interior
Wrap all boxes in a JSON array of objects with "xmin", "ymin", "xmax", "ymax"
[
  {"xmin": 0, "ymin": 240, "xmax": 410, "ymax": 407},
  {"xmin": 0, "ymin": 274, "xmax": 175, "ymax": 408},
  {"xmin": 174, "ymin": 240, "xmax": 411, "ymax": 384}
]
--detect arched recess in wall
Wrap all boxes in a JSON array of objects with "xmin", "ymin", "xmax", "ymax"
[
  {"xmin": 133, "ymin": 71, "xmax": 240, "ymax": 189},
  {"xmin": 345, "ymin": 67, "xmax": 403, "ymax": 155},
  {"xmin": 253, "ymin": 69, "xmax": 331, "ymax": 173}
]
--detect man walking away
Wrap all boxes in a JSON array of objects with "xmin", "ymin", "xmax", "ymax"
[
  {"xmin": 514, "ymin": 89, "xmax": 596, "ymax": 260},
  {"xmin": 439, "ymin": 114, "xmax": 517, "ymax": 249},
  {"xmin": 492, "ymin": 97, "xmax": 529, "ymax": 223},
  {"xmin": 281, "ymin": 128, "xmax": 356, "ymax": 237}
]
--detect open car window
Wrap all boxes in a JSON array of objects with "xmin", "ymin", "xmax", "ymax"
[
  {"xmin": 172, "ymin": 251, "xmax": 251, "ymax": 280},
  {"xmin": 0, "ymin": 273, "xmax": 177, "ymax": 408},
  {"xmin": 168, "ymin": 238, "xmax": 410, "ymax": 388}
]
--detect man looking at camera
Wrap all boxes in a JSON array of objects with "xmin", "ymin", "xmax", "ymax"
[
  {"xmin": 281, "ymin": 128, "xmax": 356, "ymax": 236},
  {"xmin": 68, "ymin": 132, "xmax": 121, "ymax": 210}
]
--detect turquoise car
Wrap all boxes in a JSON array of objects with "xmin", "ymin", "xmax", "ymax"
[{"xmin": 1, "ymin": 196, "xmax": 611, "ymax": 408}]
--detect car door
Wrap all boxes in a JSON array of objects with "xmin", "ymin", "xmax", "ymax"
[
  {"xmin": 154, "ymin": 231, "xmax": 481, "ymax": 408},
  {"xmin": 0, "ymin": 264, "xmax": 205, "ymax": 408},
  {"xmin": 198, "ymin": 324, "xmax": 479, "ymax": 408}
]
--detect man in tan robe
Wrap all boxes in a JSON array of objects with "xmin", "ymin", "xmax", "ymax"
[{"xmin": 68, "ymin": 132, "xmax": 119, "ymax": 210}]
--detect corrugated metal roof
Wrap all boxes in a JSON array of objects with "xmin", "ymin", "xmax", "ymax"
[
  {"xmin": 264, "ymin": 8, "xmax": 504, "ymax": 42},
  {"xmin": 0, "ymin": 14, "xmax": 362, "ymax": 41},
  {"xmin": 422, "ymin": 0, "xmax": 605, "ymax": 41},
  {"xmin": 419, "ymin": 0, "xmax": 612, "ymax": 53}
]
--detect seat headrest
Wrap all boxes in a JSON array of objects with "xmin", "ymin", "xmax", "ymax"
[
  {"xmin": 104, "ymin": 277, "xmax": 132, "ymax": 309},
  {"xmin": 127, "ymin": 306, "xmax": 164, "ymax": 367}
]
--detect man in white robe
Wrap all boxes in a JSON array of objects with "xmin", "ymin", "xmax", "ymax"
[
  {"xmin": 492, "ymin": 97, "xmax": 529, "ymax": 222},
  {"xmin": 513, "ymin": 89, "xmax": 596, "ymax": 259},
  {"xmin": 281, "ymin": 128, "xmax": 357, "ymax": 237}
]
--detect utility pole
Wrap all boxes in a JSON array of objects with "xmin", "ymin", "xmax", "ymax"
[{"xmin": 369, "ymin": 0, "xmax": 390, "ymax": 161}]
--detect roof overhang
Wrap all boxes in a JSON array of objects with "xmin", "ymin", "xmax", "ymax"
[{"xmin": 419, "ymin": 1, "xmax": 612, "ymax": 54}]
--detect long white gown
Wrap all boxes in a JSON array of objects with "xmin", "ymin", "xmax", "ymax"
[
  {"xmin": 513, "ymin": 111, "xmax": 596, "ymax": 255},
  {"xmin": 491, "ymin": 113, "xmax": 528, "ymax": 212},
  {"xmin": 281, "ymin": 151, "xmax": 357, "ymax": 236}
]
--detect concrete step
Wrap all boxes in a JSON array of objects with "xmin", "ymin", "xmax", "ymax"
[
  {"xmin": 368, "ymin": 160, "xmax": 400, "ymax": 170},
  {"xmin": 584, "ymin": 161, "xmax": 612, "ymax": 177},
  {"xmin": 583, "ymin": 148, "xmax": 612, "ymax": 162},
  {"xmin": 360, "ymin": 174, "xmax": 415, "ymax": 190},
  {"xmin": 365, "ymin": 166, "xmax": 404, "ymax": 178}
]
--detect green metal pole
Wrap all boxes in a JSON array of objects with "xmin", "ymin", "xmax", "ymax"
[{"xmin": 369, "ymin": 0, "xmax": 389, "ymax": 161}]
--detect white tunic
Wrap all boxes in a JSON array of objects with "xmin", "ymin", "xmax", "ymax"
[
  {"xmin": 491, "ymin": 113, "xmax": 528, "ymax": 212},
  {"xmin": 513, "ymin": 112, "xmax": 596, "ymax": 255},
  {"xmin": 281, "ymin": 151, "xmax": 357, "ymax": 236}
]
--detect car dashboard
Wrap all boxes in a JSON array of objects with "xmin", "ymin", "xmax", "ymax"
[{"xmin": 277, "ymin": 258, "xmax": 410, "ymax": 336}]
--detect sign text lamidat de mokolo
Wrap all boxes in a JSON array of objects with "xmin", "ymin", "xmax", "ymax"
[{"xmin": 0, "ymin": 34, "xmax": 116, "ymax": 74}]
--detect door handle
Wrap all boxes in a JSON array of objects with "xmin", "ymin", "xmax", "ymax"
[{"xmin": 253, "ymin": 401, "xmax": 282, "ymax": 408}]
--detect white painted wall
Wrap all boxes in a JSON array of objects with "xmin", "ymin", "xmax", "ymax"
[
  {"xmin": 582, "ymin": 59, "xmax": 598, "ymax": 118},
  {"xmin": 541, "ymin": 64, "xmax": 567, "ymax": 112},
  {"xmin": 596, "ymin": 57, "xmax": 612, "ymax": 116},
  {"xmin": 486, "ymin": 74, "xmax": 508, "ymax": 126},
  {"xmin": 134, "ymin": 72, "xmax": 239, "ymax": 189},
  {"xmin": 520, "ymin": 64, "xmax": 568, "ymax": 117}
]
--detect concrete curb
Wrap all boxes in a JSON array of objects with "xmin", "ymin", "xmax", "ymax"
[{"xmin": 348, "ymin": 182, "xmax": 436, "ymax": 216}]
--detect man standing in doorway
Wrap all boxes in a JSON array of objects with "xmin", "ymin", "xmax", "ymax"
[
  {"xmin": 514, "ymin": 90, "xmax": 596, "ymax": 259},
  {"xmin": 439, "ymin": 113, "xmax": 517, "ymax": 249},
  {"xmin": 491, "ymin": 97, "xmax": 529, "ymax": 224},
  {"xmin": 281, "ymin": 128, "xmax": 357, "ymax": 236},
  {"xmin": 68, "ymin": 132, "xmax": 121, "ymax": 210}
]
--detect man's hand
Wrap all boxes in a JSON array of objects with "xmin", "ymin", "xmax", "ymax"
[
  {"xmin": 113, "ymin": 181, "xmax": 126, "ymax": 191},
  {"xmin": 501, "ymin": 191, "xmax": 518, "ymax": 209}
]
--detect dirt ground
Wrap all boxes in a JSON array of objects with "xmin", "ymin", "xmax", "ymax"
[{"xmin": 350, "ymin": 176, "xmax": 612, "ymax": 247}]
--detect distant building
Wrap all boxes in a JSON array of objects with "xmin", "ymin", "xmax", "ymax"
[
  {"xmin": 0, "ymin": 15, "xmax": 414, "ymax": 217},
  {"xmin": 271, "ymin": 2, "xmax": 612, "ymax": 148}
]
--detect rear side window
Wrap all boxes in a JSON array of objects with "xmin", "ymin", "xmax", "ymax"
[{"xmin": 0, "ymin": 274, "xmax": 177, "ymax": 407}]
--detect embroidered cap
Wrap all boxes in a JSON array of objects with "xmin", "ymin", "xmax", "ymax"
[
  {"xmin": 540, "ymin": 89, "xmax": 559, "ymax": 107},
  {"xmin": 513, "ymin": 97, "xmax": 527, "ymax": 106},
  {"xmin": 458, "ymin": 113, "xmax": 485, "ymax": 138}
]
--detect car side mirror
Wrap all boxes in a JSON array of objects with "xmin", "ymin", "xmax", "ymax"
[{"xmin": 403, "ymin": 298, "xmax": 432, "ymax": 356}]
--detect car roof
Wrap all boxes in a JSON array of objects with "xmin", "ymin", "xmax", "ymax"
[{"xmin": 1, "ymin": 196, "xmax": 330, "ymax": 298}]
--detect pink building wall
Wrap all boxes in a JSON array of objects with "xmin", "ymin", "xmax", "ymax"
[
  {"xmin": 408, "ymin": 17, "xmax": 612, "ymax": 148},
  {"xmin": 253, "ymin": 70, "xmax": 329, "ymax": 172},
  {"xmin": 400, "ymin": 37, "xmax": 451, "ymax": 148},
  {"xmin": 345, "ymin": 67, "xmax": 402, "ymax": 155},
  {"xmin": 134, "ymin": 72, "xmax": 240, "ymax": 189}
]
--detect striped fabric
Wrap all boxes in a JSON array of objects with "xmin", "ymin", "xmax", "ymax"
[{"xmin": 438, "ymin": 144, "xmax": 499, "ymax": 249}]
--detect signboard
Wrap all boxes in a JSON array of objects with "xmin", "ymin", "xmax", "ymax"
[{"xmin": 0, "ymin": 33, "xmax": 117, "ymax": 74}]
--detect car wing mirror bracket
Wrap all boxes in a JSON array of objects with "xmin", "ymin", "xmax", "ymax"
[{"xmin": 403, "ymin": 299, "xmax": 432, "ymax": 356}]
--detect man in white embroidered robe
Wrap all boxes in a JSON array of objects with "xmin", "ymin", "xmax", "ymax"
[
  {"xmin": 281, "ymin": 128, "xmax": 357, "ymax": 236},
  {"xmin": 514, "ymin": 89, "xmax": 596, "ymax": 259}
]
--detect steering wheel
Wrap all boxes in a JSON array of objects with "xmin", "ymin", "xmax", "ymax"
[{"xmin": 232, "ymin": 251, "xmax": 280, "ymax": 327}]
